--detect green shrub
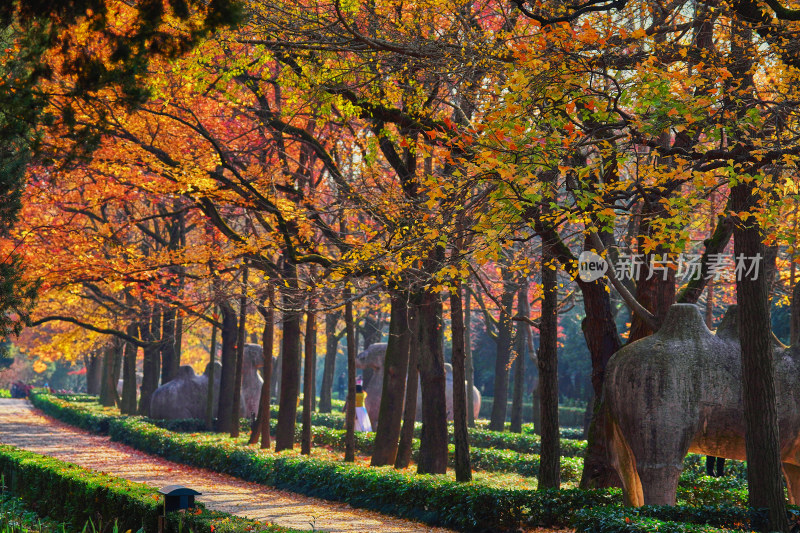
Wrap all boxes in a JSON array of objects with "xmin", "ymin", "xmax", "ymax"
[
  {"xmin": 0, "ymin": 444, "xmax": 297, "ymax": 533},
  {"xmin": 0, "ymin": 390, "xmax": 10, "ymax": 399},
  {"xmin": 478, "ymin": 398, "xmax": 585, "ymax": 427},
  {"xmin": 34, "ymin": 392, "xmax": 769, "ymax": 533},
  {"xmin": 0, "ymin": 491, "xmax": 71, "ymax": 531},
  {"xmin": 571, "ymin": 506, "xmax": 737, "ymax": 532},
  {"xmin": 102, "ymin": 417, "xmax": 619, "ymax": 531}
]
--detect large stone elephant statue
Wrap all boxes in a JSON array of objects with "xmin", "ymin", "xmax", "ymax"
[
  {"xmin": 355, "ymin": 342, "xmax": 482, "ymax": 427},
  {"xmin": 149, "ymin": 343, "xmax": 265, "ymax": 420},
  {"xmin": 604, "ymin": 303, "xmax": 800, "ymax": 507}
]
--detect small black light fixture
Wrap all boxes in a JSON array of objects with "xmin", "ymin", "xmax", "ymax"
[{"xmin": 158, "ymin": 485, "xmax": 202, "ymax": 513}]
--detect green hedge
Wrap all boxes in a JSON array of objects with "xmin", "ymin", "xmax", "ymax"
[
  {"xmin": 0, "ymin": 390, "xmax": 10, "ymax": 399},
  {"xmin": 35, "ymin": 390, "xmax": 618, "ymax": 531},
  {"xmin": 478, "ymin": 398, "xmax": 586, "ymax": 427},
  {"xmin": 572, "ymin": 507, "xmax": 737, "ymax": 532},
  {"xmin": 33, "ymin": 392, "xmax": 776, "ymax": 532},
  {"xmin": 107, "ymin": 418, "xmax": 621, "ymax": 531},
  {"xmin": 0, "ymin": 444, "xmax": 297, "ymax": 533}
]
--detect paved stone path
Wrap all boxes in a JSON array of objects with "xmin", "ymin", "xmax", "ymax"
[{"xmin": 0, "ymin": 398, "xmax": 453, "ymax": 533}]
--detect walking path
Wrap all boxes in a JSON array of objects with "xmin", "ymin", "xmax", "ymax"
[{"xmin": 0, "ymin": 398, "xmax": 452, "ymax": 533}]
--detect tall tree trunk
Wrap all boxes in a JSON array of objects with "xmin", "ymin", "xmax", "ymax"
[
  {"xmin": 489, "ymin": 268, "xmax": 516, "ymax": 431},
  {"xmin": 538, "ymin": 251, "xmax": 560, "ymax": 489},
  {"xmin": 120, "ymin": 323, "xmax": 138, "ymax": 415},
  {"xmin": 206, "ymin": 317, "xmax": 218, "ymax": 430},
  {"xmin": 344, "ymin": 290, "xmax": 357, "ymax": 462},
  {"xmin": 464, "ymin": 285, "xmax": 476, "ymax": 427},
  {"xmin": 250, "ymin": 287, "xmax": 275, "ymax": 448},
  {"xmin": 160, "ymin": 307, "xmax": 178, "ymax": 384},
  {"xmin": 99, "ymin": 342, "xmax": 119, "ymax": 407},
  {"xmin": 319, "ymin": 312, "xmax": 340, "ymax": 413},
  {"xmin": 275, "ymin": 261, "xmax": 302, "ymax": 452},
  {"xmin": 416, "ymin": 291, "xmax": 448, "ymax": 475},
  {"xmin": 371, "ymin": 296, "xmax": 411, "ymax": 466},
  {"xmin": 732, "ymin": 181, "xmax": 789, "ymax": 532},
  {"xmin": 395, "ymin": 306, "xmax": 419, "ymax": 469},
  {"xmin": 791, "ymin": 282, "xmax": 800, "ymax": 347},
  {"xmin": 216, "ymin": 302, "xmax": 238, "ymax": 433},
  {"xmin": 138, "ymin": 308, "xmax": 161, "ymax": 416},
  {"xmin": 231, "ymin": 267, "xmax": 249, "ymax": 438},
  {"xmin": 85, "ymin": 353, "xmax": 102, "ymax": 395},
  {"xmin": 302, "ymin": 300, "xmax": 316, "ymax": 455},
  {"xmin": 450, "ymin": 284, "xmax": 472, "ymax": 481},
  {"xmin": 510, "ymin": 281, "xmax": 528, "ymax": 433}
]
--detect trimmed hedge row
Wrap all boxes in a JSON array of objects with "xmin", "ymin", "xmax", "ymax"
[
  {"xmin": 0, "ymin": 444, "xmax": 297, "ymax": 533},
  {"xmin": 31, "ymin": 393, "xmax": 780, "ymax": 532},
  {"xmin": 572, "ymin": 507, "xmax": 738, "ymax": 533},
  {"xmin": 478, "ymin": 398, "xmax": 585, "ymax": 427},
  {"xmin": 43, "ymin": 394, "xmax": 585, "ymax": 479},
  {"xmin": 107, "ymin": 418, "xmax": 622, "ymax": 531}
]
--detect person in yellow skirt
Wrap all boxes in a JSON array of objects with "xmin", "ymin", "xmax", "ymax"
[{"xmin": 354, "ymin": 379, "xmax": 372, "ymax": 432}]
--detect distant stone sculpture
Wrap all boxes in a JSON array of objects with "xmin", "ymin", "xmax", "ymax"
[
  {"xmin": 604, "ymin": 303, "xmax": 800, "ymax": 506},
  {"xmin": 355, "ymin": 342, "xmax": 482, "ymax": 426},
  {"xmin": 149, "ymin": 343, "xmax": 264, "ymax": 420}
]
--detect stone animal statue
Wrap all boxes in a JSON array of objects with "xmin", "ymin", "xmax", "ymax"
[
  {"xmin": 604, "ymin": 303, "xmax": 800, "ymax": 507},
  {"xmin": 355, "ymin": 342, "xmax": 482, "ymax": 427},
  {"xmin": 149, "ymin": 343, "xmax": 265, "ymax": 420}
]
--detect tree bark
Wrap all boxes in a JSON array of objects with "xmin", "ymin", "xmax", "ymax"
[
  {"xmin": 395, "ymin": 306, "xmax": 419, "ymax": 469},
  {"xmin": 275, "ymin": 262, "xmax": 302, "ymax": 452},
  {"xmin": 489, "ymin": 268, "xmax": 516, "ymax": 431},
  {"xmin": 160, "ymin": 307, "xmax": 178, "ymax": 384},
  {"xmin": 319, "ymin": 312, "xmax": 340, "ymax": 413},
  {"xmin": 732, "ymin": 180, "xmax": 789, "ymax": 532},
  {"xmin": 138, "ymin": 308, "xmax": 161, "ymax": 416},
  {"xmin": 302, "ymin": 301, "xmax": 316, "ymax": 455},
  {"xmin": 250, "ymin": 287, "xmax": 275, "ymax": 448},
  {"xmin": 464, "ymin": 285, "xmax": 476, "ymax": 427},
  {"xmin": 791, "ymin": 282, "xmax": 800, "ymax": 347},
  {"xmin": 578, "ymin": 276, "xmax": 623, "ymax": 489},
  {"xmin": 216, "ymin": 302, "xmax": 238, "ymax": 434},
  {"xmin": 99, "ymin": 342, "xmax": 119, "ymax": 407},
  {"xmin": 450, "ymin": 284, "xmax": 472, "ymax": 481},
  {"xmin": 120, "ymin": 323, "xmax": 138, "ymax": 415},
  {"xmin": 344, "ymin": 290, "xmax": 357, "ymax": 462},
  {"xmin": 206, "ymin": 317, "xmax": 218, "ymax": 430},
  {"xmin": 538, "ymin": 252, "xmax": 560, "ymax": 489},
  {"xmin": 416, "ymin": 291, "xmax": 448, "ymax": 475},
  {"xmin": 371, "ymin": 296, "xmax": 411, "ymax": 466},
  {"xmin": 85, "ymin": 353, "xmax": 102, "ymax": 395},
  {"xmin": 510, "ymin": 282, "xmax": 528, "ymax": 433},
  {"xmin": 231, "ymin": 266, "xmax": 249, "ymax": 438}
]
